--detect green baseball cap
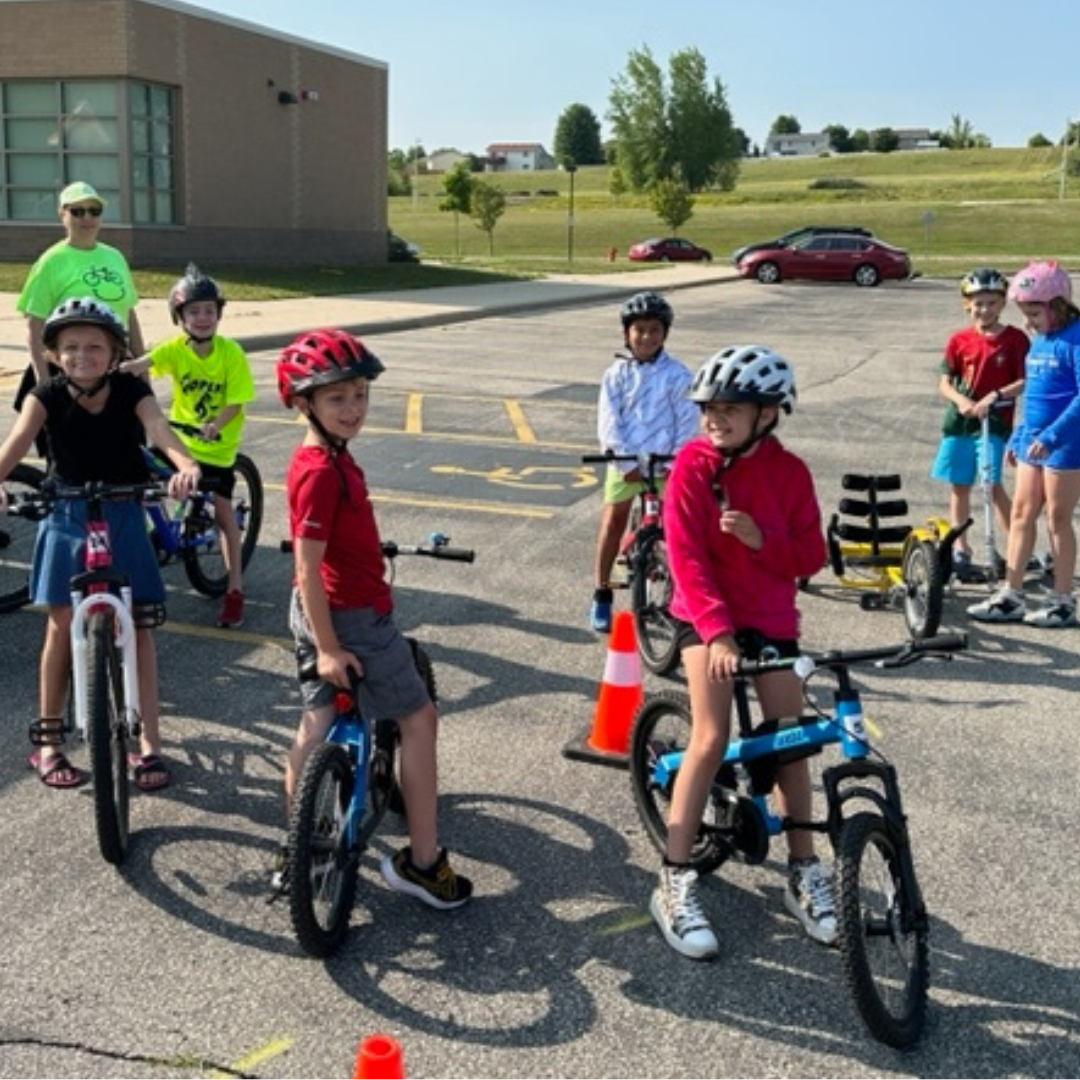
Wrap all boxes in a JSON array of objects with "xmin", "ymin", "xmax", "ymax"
[{"xmin": 59, "ymin": 181, "xmax": 106, "ymax": 208}]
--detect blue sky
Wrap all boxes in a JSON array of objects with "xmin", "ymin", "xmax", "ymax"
[{"xmin": 197, "ymin": 0, "xmax": 1076, "ymax": 153}]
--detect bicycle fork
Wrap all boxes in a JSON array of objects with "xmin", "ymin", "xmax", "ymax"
[{"xmin": 69, "ymin": 582, "xmax": 141, "ymax": 743}]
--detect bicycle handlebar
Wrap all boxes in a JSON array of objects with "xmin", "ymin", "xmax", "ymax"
[
  {"xmin": 735, "ymin": 631, "xmax": 968, "ymax": 678},
  {"xmin": 4, "ymin": 478, "xmax": 169, "ymax": 518},
  {"xmin": 280, "ymin": 532, "xmax": 475, "ymax": 563}
]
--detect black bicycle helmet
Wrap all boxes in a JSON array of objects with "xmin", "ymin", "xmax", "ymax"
[
  {"xmin": 42, "ymin": 297, "xmax": 127, "ymax": 351},
  {"xmin": 960, "ymin": 267, "xmax": 1008, "ymax": 298},
  {"xmin": 620, "ymin": 291, "xmax": 674, "ymax": 331},
  {"xmin": 168, "ymin": 262, "xmax": 226, "ymax": 324},
  {"xmin": 689, "ymin": 344, "xmax": 797, "ymax": 413}
]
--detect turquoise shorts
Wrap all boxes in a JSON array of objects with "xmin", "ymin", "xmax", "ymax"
[
  {"xmin": 930, "ymin": 433, "xmax": 1005, "ymax": 486},
  {"xmin": 603, "ymin": 465, "xmax": 668, "ymax": 505}
]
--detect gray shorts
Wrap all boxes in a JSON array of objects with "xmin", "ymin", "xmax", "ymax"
[{"xmin": 289, "ymin": 588, "xmax": 429, "ymax": 720}]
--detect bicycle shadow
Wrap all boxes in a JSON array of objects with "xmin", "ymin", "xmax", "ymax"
[{"xmin": 313, "ymin": 791, "xmax": 1080, "ymax": 1074}]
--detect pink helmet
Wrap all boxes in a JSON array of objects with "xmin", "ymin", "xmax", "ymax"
[{"xmin": 1008, "ymin": 260, "xmax": 1073, "ymax": 304}]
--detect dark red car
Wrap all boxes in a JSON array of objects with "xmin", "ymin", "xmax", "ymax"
[
  {"xmin": 736, "ymin": 233, "xmax": 911, "ymax": 287},
  {"xmin": 628, "ymin": 237, "xmax": 713, "ymax": 263}
]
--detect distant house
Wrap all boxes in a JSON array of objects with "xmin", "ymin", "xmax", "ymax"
[
  {"xmin": 764, "ymin": 132, "xmax": 831, "ymax": 157},
  {"xmin": 894, "ymin": 128, "xmax": 940, "ymax": 151},
  {"xmin": 485, "ymin": 143, "xmax": 556, "ymax": 171},
  {"xmin": 424, "ymin": 149, "xmax": 468, "ymax": 173}
]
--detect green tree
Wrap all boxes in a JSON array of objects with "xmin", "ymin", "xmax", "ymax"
[
  {"xmin": 439, "ymin": 161, "xmax": 474, "ymax": 256},
  {"xmin": 554, "ymin": 103, "xmax": 604, "ymax": 166},
  {"xmin": 667, "ymin": 48, "xmax": 738, "ymax": 191},
  {"xmin": 823, "ymin": 124, "xmax": 854, "ymax": 153},
  {"xmin": 770, "ymin": 115, "xmax": 801, "ymax": 135},
  {"xmin": 851, "ymin": 128, "xmax": 871, "ymax": 152},
  {"xmin": 607, "ymin": 45, "xmax": 737, "ymax": 193},
  {"xmin": 387, "ymin": 149, "xmax": 410, "ymax": 196},
  {"xmin": 870, "ymin": 127, "xmax": 900, "ymax": 153},
  {"xmin": 470, "ymin": 181, "xmax": 507, "ymax": 255},
  {"xmin": 649, "ymin": 177, "xmax": 694, "ymax": 232},
  {"xmin": 1029, "ymin": 132, "xmax": 1053, "ymax": 148}
]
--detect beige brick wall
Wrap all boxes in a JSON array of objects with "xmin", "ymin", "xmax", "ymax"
[{"xmin": 0, "ymin": 0, "xmax": 388, "ymax": 265}]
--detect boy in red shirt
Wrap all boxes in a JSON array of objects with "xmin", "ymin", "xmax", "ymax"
[
  {"xmin": 931, "ymin": 268, "xmax": 1027, "ymax": 578},
  {"xmin": 274, "ymin": 329, "xmax": 471, "ymax": 909}
]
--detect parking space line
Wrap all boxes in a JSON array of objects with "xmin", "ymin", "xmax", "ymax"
[
  {"xmin": 405, "ymin": 392, "xmax": 423, "ymax": 434},
  {"xmin": 505, "ymin": 399, "xmax": 537, "ymax": 443}
]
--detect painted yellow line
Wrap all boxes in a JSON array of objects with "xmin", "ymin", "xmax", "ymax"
[
  {"xmin": 405, "ymin": 392, "xmax": 424, "ymax": 434},
  {"xmin": 864, "ymin": 716, "xmax": 883, "ymax": 740},
  {"xmin": 505, "ymin": 399, "xmax": 537, "ymax": 443},
  {"xmin": 161, "ymin": 621, "xmax": 293, "ymax": 649},
  {"xmin": 205, "ymin": 1036, "xmax": 295, "ymax": 1078},
  {"xmin": 372, "ymin": 491, "xmax": 555, "ymax": 518}
]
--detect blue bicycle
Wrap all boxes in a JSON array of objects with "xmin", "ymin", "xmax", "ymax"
[
  {"xmin": 628, "ymin": 631, "xmax": 967, "ymax": 1048},
  {"xmin": 141, "ymin": 423, "xmax": 263, "ymax": 598},
  {"xmin": 283, "ymin": 534, "xmax": 474, "ymax": 958}
]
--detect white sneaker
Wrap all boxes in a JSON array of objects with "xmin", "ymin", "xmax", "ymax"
[
  {"xmin": 967, "ymin": 587, "xmax": 1025, "ymax": 623},
  {"xmin": 650, "ymin": 864, "xmax": 719, "ymax": 960},
  {"xmin": 1023, "ymin": 593, "xmax": 1077, "ymax": 628},
  {"xmin": 785, "ymin": 858, "xmax": 838, "ymax": 946}
]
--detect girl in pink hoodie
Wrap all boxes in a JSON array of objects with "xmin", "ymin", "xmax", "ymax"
[{"xmin": 649, "ymin": 345, "xmax": 833, "ymax": 962}]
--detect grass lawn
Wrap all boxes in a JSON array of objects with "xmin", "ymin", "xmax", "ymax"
[{"xmin": 3, "ymin": 147, "xmax": 1077, "ymax": 297}]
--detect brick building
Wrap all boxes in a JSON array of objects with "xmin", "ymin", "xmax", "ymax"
[{"xmin": 0, "ymin": 0, "xmax": 388, "ymax": 265}]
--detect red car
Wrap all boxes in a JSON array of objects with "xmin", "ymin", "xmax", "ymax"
[
  {"xmin": 736, "ymin": 233, "xmax": 911, "ymax": 287},
  {"xmin": 628, "ymin": 237, "xmax": 713, "ymax": 263}
]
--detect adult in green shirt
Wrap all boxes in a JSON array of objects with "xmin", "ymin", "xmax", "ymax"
[{"xmin": 14, "ymin": 182, "xmax": 145, "ymax": 424}]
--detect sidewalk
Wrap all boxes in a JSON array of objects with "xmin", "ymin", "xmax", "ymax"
[{"xmin": 0, "ymin": 262, "xmax": 736, "ymax": 379}]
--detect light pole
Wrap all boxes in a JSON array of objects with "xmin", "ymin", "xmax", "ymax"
[
  {"xmin": 566, "ymin": 162, "xmax": 578, "ymax": 264},
  {"xmin": 412, "ymin": 138, "xmax": 421, "ymax": 211}
]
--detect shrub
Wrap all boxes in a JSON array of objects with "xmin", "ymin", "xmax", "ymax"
[{"xmin": 808, "ymin": 177, "xmax": 870, "ymax": 190}]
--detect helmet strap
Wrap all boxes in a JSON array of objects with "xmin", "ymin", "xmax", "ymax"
[
  {"xmin": 301, "ymin": 398, "xmax": 349, "ymax": 455},
  {"xmin": 185, "ymin": 332, "xmax": 215, "ymax": 345}
]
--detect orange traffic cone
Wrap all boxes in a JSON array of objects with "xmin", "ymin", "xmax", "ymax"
[
  {"xmin": 353, "ymin": 1034, "xmax": 405, "ymax": 1079},
  {"xmin": 563, "ymin": 610, "xmax": 643, "ymax": 769}
]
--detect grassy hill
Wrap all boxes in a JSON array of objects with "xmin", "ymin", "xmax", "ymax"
[{"xmin": 392, "ymin": 146, "xmax": 1080, "ymax": 277}]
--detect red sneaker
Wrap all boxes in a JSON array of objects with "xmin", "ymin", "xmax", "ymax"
[{"xmin": 217, "ymin": 589, "xmax": 244, "ymax": 628}]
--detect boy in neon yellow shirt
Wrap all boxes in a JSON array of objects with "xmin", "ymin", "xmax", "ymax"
[{"xmin": 126, "ymin": 264, "xmax": 255, "ymax": 627}]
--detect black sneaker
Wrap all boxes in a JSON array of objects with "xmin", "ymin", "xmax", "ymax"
[{"xmin": 380, "ymin": 846, "xmax": 473, "ymax": 910}]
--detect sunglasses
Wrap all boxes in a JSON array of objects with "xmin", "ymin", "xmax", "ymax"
[{"xmin": 66, "ymin": 205, "xmax": 103, "ymax": 218}]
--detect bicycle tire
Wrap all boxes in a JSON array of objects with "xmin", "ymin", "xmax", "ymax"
[
  {"xmin": 288, "ymin": 741, "xmax": 359, "ymax": 957},
  {"xmin": 86, "ymin": 609, "xmax": 130, "ymax": 865},
  {"xmin": 628, "ymin": 690, "xmax": 727, "ymax": 875},
  {"xmin": 901, "ymin": 539, "xmax": 944, "ymax": 640},
  {"xmin": 182, "ymin": 452, "xmax": 264, "ymax": 597},
  {"xmin": 836, "ymin": 811, "xmax": 929, "ymax": 1048},
  {"xmin": 0, "ymin": 462, "xmax": 46, "ymax": 614},
  {"xmin": 632, "ymin": 534, "xmax": 680, "ymax": 677}
]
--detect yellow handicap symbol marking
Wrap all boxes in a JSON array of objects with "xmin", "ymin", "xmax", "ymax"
[{"xmin": 431, "ymin": 464, "xmax": 599, "ymax": 491}]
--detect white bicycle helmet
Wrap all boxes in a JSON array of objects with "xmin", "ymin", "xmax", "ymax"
[{"xmin": 689, "ymin": 345, "xmax": 797, "ymax": 413}]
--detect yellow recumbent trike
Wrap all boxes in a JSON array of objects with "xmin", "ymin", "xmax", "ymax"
[{"xmin": 825, "ymin": 473, "xmax": 971, "ymax": 639}]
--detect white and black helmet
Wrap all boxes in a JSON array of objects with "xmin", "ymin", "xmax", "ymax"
[{"xmin": 689, "ymin": 345, "xmax": 797, "ymax": 413}]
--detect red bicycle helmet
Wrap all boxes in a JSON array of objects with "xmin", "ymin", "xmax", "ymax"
[{"xmin": 276, "ymin": 328, "xmax": 385, "ymax": 407}]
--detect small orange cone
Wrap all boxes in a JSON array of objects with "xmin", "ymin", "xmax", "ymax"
[
  {"xmin": 353, "ymin": 1034, "xmax": 405, "ymax": 1079},
  {"xmin": 563, "ymin": 610, "xmax": 643, "ymax": 769}
]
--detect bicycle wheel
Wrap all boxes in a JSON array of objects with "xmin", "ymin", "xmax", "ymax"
[
  {"xmin": 836, "ymin": 811, "xmax": 929, "ymax": 1048},
  {"xmin": 182, "ymin": 452, "xmax": 264, "ymax": 597},
  {"xmin": 633, "ymin": 534, "xmax": 680, "ymax": 677},
  {"xmin": 288, "ymin": 741, "xmax": 359, "ymax": 957},
  {"xmin": 901, "ymin": 539, "xmax": 944, "ymax": 640},
  {"xmin": 0, "ymin": 462, "xmax": 46, "ymax": 614},
  {"xmin": 628, "ymin": 690, "xmax": 727, "ymax": 875},
  {"xmin": 86, "ymin": 609, "xmax": 130, "ymax": 865}
]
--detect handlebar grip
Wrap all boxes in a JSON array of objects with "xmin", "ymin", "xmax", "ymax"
[
  {"xmin": 909, "ymin": 631, "xmax": 968, "ymax": 653},
  {"xmin": 429, "ymin": 546, "xmax": 475, "ymax": 563}
]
